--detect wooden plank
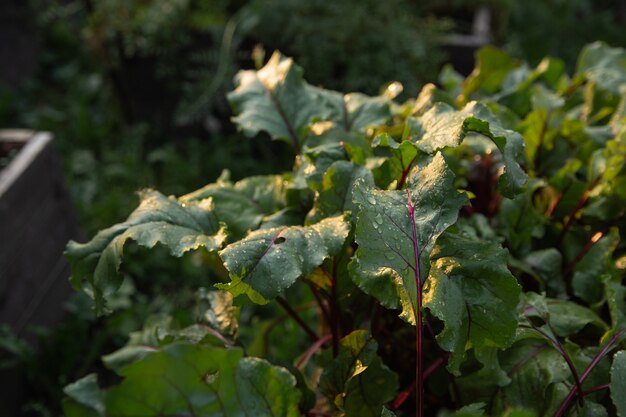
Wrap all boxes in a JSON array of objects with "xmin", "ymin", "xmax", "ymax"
[{"xmin": 0, "ymin": 130, "xmax": 81, "ymax": 339}]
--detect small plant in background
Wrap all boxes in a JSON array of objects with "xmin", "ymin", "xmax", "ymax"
[{"xmin": 63, "ymin": 42, "xmax": 626, "ymax": 416}]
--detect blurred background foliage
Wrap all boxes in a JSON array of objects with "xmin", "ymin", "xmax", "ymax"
[
  {"xmin": 3, "ymin": 0, "xmax": 626, "ymax": 231},
  {"xmin": 1, "ymin": 0, "xmax": 626, "ymax": 415}
]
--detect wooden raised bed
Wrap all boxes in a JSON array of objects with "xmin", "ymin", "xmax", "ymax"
[{"xmin": 0, "ymin": 129, "xmax": 81, "ymax": 339}]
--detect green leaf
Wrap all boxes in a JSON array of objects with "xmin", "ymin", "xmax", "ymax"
[
  {"xmin": 610, "ymin": 89, "xmax": 626, "ymax": 129},
  {"xmin": 454, "ymin": 402, "xmax": 487, "ymax": 417},
  {"xmin": 576, "ymin": 42, "xmax": 626, "ymax": 95},
  {"xmin": 372, "ymin": 135, "xmax": 421, "ymax": 189},
  {"xmin": 66, "ymin": 190, "xmax": 227, "ymax": 314},
  {"xmin": 317, "ymin": 88, "xmax": 391, "ymax": 132},
  {"xmin": 461, "ymin": 46, "xmax": 518, "ymax": 102},
  {"xmin": 103, "ymin": 345, "xmax": 159, "ymax": 373},
  {"xmin": 62, "ymin": 374, "xmax": 105, "ymax": 417},
  {"xmin": 424, "ymin": 231, "xmax": 521, "ymax": 373},
  {"xmin": 101, "ymin": 342, "xmax": 301, "ymax": 417},
  {"xmin": 197, "ymin": 288, "xmax": 240, "ymax": 339},
  {"xmin": 306, "ymin": 160, "xmax": 374, "ymax": 224},
  {"xmin": 502, "ymin": 410, "xmax": 537, "ymax": 417},
  {"xmin": 413, "ymin": 83, "xmax": 455, "ymax": 116},
  {"xmin": 576, "ymin": 401, "xmax": 609, "ymax": 417},
  {"xmin": 611, "ymin": 350, "xmax": 626, "ymax": 417},
  {"xmin": 296, "ymin": 128, "xmax": 353, "ymax": 191},
  {"xmin": 439, "ymin": 64, "xmax": 464, "ymax": 96},
  {"xmin": 491, "ymin": 59, "xmax": 566, "ymax": 117},
  {"xmin": 496, "ymin": 180, "xmax": 545, "ymax": 255},
  {"xmin": 350, "ymin": 153, "xmax": 468, "ymax": 324},
  {"xmin": 410, "ymin": 101, "xmax": 528, "ymax": 197},
  {"xmin": 523, "ymin": 249, "xmax": 565, "ymax": 296},
  {"xmin": 102, "ymin": 316, "xmax": 237, "ymax": 373},
  {"xmin": 218, "ymin": 215, "xmax": 350, "ymax": 303},
  {"xmin": 260, "ymin": 207, "xmax": 305, "ymax": 230},
  {"xmin": 572, "ymin": 228, "xmax": 620, "ymax": 304},
  {"xmin": 487, "ymin": 339, "xmax": 570, "ymax": 415},
  {"xmin": 236, "ymin": 357, "xmax": 301, "ymax": 416},
  {"xmin": 524, "ymin": 292, "xmax": 607, "ymax": 337},
  {"xmin": 228, "ymin": 51, "xmax": 331, "ymax": 152},
  {"xmin": 473, "ymin": 347, "xmax": 511, "ymax": 387},
  {"xmin": 319, "ymin": 330, "xmax": 398, "ymax": 417},
  {"xmin": 518, "ymin": 108, "xmax": 558, "ymax": 171},
  {"xmin": 381, "ymin": 407, "xmax": 397, "ymax": 417},
  {"xmin": 546, "ymin": 299, "xmax": 607, "ymax": 337},
  {"xmin": 182, "ymin": 175, "xmax": 287, "ymax": 241},
  {"xmin": 603, "ymin": 274, "xmax": 626, "ymax": 332}
]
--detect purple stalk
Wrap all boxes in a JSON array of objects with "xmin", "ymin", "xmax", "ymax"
[
  {"xmin": 407, "ymin": 189, "xmax": 424, "ymax": 417},
  {"xmin": 396, "ymin": 155, "xmax": 418, "ymax": 190},
  {"xmin": 276, "ymin": 296, "xmax": 318, "ymax": 342},
  {"xmin": 296, "ymin": 334, "xmax": 332, "ymax": 369},
  {"xmin": 527, "ymin": 322, "xmax": 584, "ymax": 406},
  {"xmin": 554, "ymin": 329, "xmax": 625, "ymax": 417}
]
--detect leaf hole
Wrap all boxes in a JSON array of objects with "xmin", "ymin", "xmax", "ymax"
[{"xmin": 275, "ymin": 237, "xmax": 286, "ymax": 244}]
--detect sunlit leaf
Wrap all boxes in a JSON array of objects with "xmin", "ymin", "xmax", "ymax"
[
  {"xmin": 409, "ymin": 101, "xmax": 528, "ymax": 197},
  {"xmin": 182, "ymin": 175, "xmax": 287, "ymax": 240},
  {"xmin": 306, "ymin": 160, "xmax": 374, "ymax": 223},
  {"xmin": 228, "ymin": 52, "xmax": 332, "ymax": 152},
  {"xmin": 424, "ymin": 231, "xmax": 521, "ymax": 372},
  {"xmin": 65, "ymin": 190, "xmax": 227, "ymax": 314},
  {"xmin": 218, "ymin": 215, "xmax": 350, "ymax": 303},
  {"xmin": 350, "ymin": 153, "xmax": 468, "ymax": 323}
]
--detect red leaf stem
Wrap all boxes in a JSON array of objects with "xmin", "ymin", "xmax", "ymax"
[
  {"xmin": 396, "ymin": 155, "xmax": 418, "ymax": 190},
  {"xmin": 557, "ymin": 176, "xmax": 601, "ymax": 246},
  {"xmin": 296, "ymin": 334, "xmax": 332, "ymax": 369},
  {"xmin": 562, "ymin": 229, "xmax": 606, "ymax": 277},
  {"xmin": 583, "ymin": 383, "xmax": 610, "ymax": 396},
  {"xmin": 527, "ymin": 321, "xmax": 584, "ymax": 406},
  {"xmin": 308, "ymin": 283, "xmax": 332, "ymax": 333},
  {"xmin": 390, "ymin": 353, "xmax": 449, "ymax": 410},
  {"xmin": 276, "ymin": 296, "xmax": 318, "ymax": 342},
  {"xmin": 407, "ymin": 189, "xmax": 424, "ymax": 417},
  {"xmin": 554, "ymin": 330, "xmax": 625, "ymax": 417}
]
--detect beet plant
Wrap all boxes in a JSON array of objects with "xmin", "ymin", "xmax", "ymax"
[{"xmin": 64, "ymin": 43, "xmax": 626, "ymax": 417}]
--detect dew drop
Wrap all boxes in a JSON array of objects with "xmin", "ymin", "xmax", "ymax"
[
  {"xmin": 367, "ymin": 196, "xmax": 377, "ymax": 205},
  {"xmin": 375, "ymin": 213, "xmax": 383, "ymax": 225},
  {"xmin": 384, "ymin": 252, "xmax": 396, "ymax": 260},
  {"xmin": 372, "ymin": 222, "xmax": 379, "ymax": 229}
]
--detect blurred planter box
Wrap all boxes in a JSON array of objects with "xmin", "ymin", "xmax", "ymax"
[{"xmin": 0, "ymin": 129, "xmax": 80, "ymax": 338}]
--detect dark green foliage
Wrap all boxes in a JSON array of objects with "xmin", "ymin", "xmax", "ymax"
[
  {"xmin": 249, "ymin": 0, "xmax": 446, "ymax": 95},
  {"xmin": 60, "ymin": 43, "xmax": 626, "ymax": 416}
]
